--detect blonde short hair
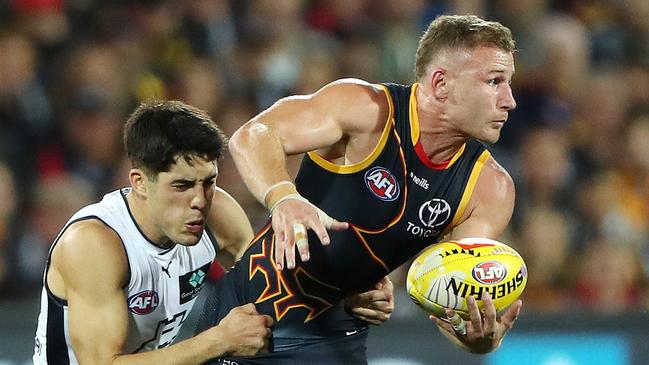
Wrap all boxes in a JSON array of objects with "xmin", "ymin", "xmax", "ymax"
[{"xmin": 415, "ymin": 14, "xmax": 515, "ymax": 80}]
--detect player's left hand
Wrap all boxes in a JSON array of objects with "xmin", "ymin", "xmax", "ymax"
[
  {"xmin": 344, "ymin": 276, "xmax": 394, "ymax": 325},
  {"xmin": 432, "ymin": 291, "xmax": 522, "ymax": 354}
]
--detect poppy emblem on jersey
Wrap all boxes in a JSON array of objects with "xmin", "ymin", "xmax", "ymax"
[
  {"xmin": 472, "ymin": 261, "xmax": 508, "ymax": 285},
  {"xmin": 128, "ymin": 290, "xmax": 159, "ymax": 315},
  {"xmin": 364, "ymin": 166, "xmax": 400, "ymax": 201},
  {"xmin": 418, "ymin": 198, "xmax": 451, "ymax": 228}
]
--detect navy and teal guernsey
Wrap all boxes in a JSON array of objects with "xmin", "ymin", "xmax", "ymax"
[{"xmin": 198, "ymin": 83, "xmax": 491, "ymax": 364}]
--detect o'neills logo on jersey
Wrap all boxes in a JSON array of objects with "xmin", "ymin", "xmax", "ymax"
[
  {"xmin": 472, "ymin": 261, "xmax": 507, "ymax": 285},
  {"xmin": 364, "ymin": 166, "xmax": 400, "ymax": 201},
  {"xmin": 128, "ymin": 290, "xmax": 159, "ymax": 315}
]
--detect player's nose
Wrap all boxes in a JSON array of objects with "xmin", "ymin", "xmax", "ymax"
[
  {"xmin": 498, "ymin": 84, "xmax": 516, "ymax": 111},
  {"xmin": 190, "ymin": 187, "xmax": 208, "ymax": 210}
]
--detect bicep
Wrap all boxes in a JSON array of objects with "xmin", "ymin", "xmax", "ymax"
[
  {"xmin": 66, "ymin": 281, "xmax": 129, "ymax": 364},
  {"xmin": 450, "ymin": 158, "xmax": 515, "ymax": 239},
  {"xmin": 251, "ymin": 79, "xmax": 387, "ymax": 155},
  {"xmin": 54, "ymin": 222, "xmax": 130, "ymax": 364}
]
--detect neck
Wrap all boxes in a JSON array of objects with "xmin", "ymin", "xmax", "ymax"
[{"xmin": 415, "ymin": 85, "xmax": 468, "ymax": 164}]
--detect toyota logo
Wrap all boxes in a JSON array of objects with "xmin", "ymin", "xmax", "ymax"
[{"xmin": 418, "ymin": 199, "xmax": 451, "ymax": 228}]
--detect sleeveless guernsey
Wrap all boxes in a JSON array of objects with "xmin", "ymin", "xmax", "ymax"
[
  {"xmin": 200, "ymin": 83, "xmax": 491, "ymax": 364},
  {"xmin": 33, "ymin": 188, "xmax": 216, "ymax": 364}
]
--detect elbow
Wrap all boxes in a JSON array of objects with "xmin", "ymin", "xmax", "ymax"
[
  {"xmin": 229, "ymin": 120, "xmax": 279, "ymax": 160},
  {"xmin": 228, "ymin": 127, "xmax": 245, "ymax": 160},
  {"xmin": 229, "ymin": 121, "xmax": 260, "ymax": 159}
]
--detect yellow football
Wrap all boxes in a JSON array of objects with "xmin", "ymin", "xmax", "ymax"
[{"xmin": 406, "ymin": 237, "xmax": 527, "ymax": 319}]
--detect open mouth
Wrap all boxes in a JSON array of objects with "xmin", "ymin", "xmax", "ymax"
[{"xmin": 185, "ymin": 219, "xmax": 204, "ymax": 233}]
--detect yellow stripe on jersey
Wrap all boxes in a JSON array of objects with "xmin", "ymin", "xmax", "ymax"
[
  {"xmin": 444, "ymin": 149, "xmax": 492, "ymax": 235},
  {"xmin": 409, "ymin": 83, "xmax": 420, "ymax": 146},
  {"xmin": 446, "ymin": 143, "xmax": 466, "ymax": 168},
  {"xmin": 307, "ymin": 84, "xmax": 395, "ymax": 174}
]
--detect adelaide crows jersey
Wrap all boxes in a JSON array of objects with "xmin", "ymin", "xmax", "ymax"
[
  {"xmin": 33, "ymin": 188, "xmax": 216, "ymax": 364},
  {"xmin": 200, "ymin": 83, "xmax": 491, "ymax": 363}
]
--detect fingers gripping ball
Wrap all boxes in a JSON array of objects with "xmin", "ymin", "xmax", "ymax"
[{"xmin": 406, "ymin": 238, "xmax": 527, "ymax": 319}]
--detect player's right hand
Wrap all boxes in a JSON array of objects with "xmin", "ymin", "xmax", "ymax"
[
  {"xmin": 216, "ymin": 303, "xmax": 274, "ymax": 356},
  {"xmin": 431, "ymin": 292, "xmax": 522, "ymax": 354},
  {"xmin": 271, "ymin": 198, "xmax": 348, "ymax": 270}
]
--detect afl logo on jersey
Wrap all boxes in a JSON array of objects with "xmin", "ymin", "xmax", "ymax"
[
  {"xmin": 418, "ymin": 198, "xmax": 451, "ymax": 228},
  {"xmin": 128, "ymin": 290, "xmax": 159, "ymax": 315},
  {"xmin": 364, "ymin": 166, "xmax": 400, "ymax": 201}
]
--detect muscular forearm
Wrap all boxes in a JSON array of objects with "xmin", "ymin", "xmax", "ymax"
[
  {"xmin": 229, "ymin": 120, "xmax": 294, "ymax": 206},
  {"xmin": 110, "ymin": 331, "xmax": 229, "ymax": 365}
]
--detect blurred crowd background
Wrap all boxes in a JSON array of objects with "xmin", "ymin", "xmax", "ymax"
[{"xmin": 1, "ymin": 0, "xmax": 649, "ymax": 319}]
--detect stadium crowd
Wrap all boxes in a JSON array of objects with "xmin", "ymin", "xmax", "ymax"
[{"xmin": 1, "ymin": 0, "xmax": 648, "ymax": 315}]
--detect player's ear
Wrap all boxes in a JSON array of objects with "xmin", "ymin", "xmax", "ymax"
[
  {"xmin": 129, "ymin": 168, "xmax": 148, "ymax": 197},
  {"xmin": 430, "ymin": 69, "xmax": 448, "ymax": 100}
]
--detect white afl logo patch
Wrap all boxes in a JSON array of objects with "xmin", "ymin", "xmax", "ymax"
[
  {"xmin": 364, "ymin": 166, "xmax": 400, "ymax": 201},
  {"xmin": 472, "ymin": 261, "xmax": 508, "ymax": 285},
  {"xmin": 128, "ymin": 290, "xmax": 159, "ymax": 315},
  {"xmin": 418, "ymin": 198, "xmax": 451, "ymax": 228}
]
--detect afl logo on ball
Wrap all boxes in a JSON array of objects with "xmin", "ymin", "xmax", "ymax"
[
  {"xmin": 364, "ymin": 166, "xmax": 400, "ymax": 201},
  {"xmin": 128, "ymin": 290, "xmax": 159, "ymax": 315},
  {"xmin": 472, "ymin": 261, "xmax": 507, "ymax": 285}
]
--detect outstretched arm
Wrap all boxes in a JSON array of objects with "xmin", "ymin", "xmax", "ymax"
[
  {"xmin": 229, "ymin": 79, "xmax": 389, "ymax": 270},
  {"xmin": 434, "ymin": 156, "xmax": 522, "ymax": 353},
  {"xmin": 49, "ymin": 220, "xmax": 272, "ymax": 365}
]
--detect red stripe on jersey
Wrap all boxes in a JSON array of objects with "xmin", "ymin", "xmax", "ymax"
[{"xmin": 414, "ymin": 141, "xmax": 450, "ymax": 170}]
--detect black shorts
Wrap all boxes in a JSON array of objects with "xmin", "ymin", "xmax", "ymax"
[
  {"xmin": 204, "ymin": 328, "xmax": 369, "ymax": 365},
  {"xmin": 195, "ymin": 247, "xmax": 370, "ymax": 364}
]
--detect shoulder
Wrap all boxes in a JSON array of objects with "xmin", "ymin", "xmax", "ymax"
[
  {"xmin": 313, "ymin": 78, "xmax": 388, "ymax": 107},
  {"xmin": 211, "ymin": 186, "xmax": 241, "ymax": 208},
  {"xmin": 480, "ymin": 155, "xmax": 515, "ymax": 197},
  {"xmin": 450, "ymin": 153, "xmax": 515, "ymax": 238},
  {"xmin": 208, "ymin": 187, "xmax": 254, "ymax": 251},
  {"xmin": 312, "ymin": 78, "xmax": 391, "ymax": 133},
  {"xmin": 51, "ymin": 219, "xmax": 129, "ymax": 288},
  {"xmin": 468, "ymin": 154, "xmax": 515, "ymax": 229}
]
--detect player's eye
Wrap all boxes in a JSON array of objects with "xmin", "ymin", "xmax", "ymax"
[{"xmin": 172, "ymin": 182, "xmax": 192, "ymax": 191}]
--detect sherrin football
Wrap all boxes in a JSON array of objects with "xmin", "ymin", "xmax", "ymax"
[{"xmin": 406, "ymin": 238, "xmax": 527, "ymax": 319}]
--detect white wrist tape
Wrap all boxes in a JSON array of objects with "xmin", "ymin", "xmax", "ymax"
[
  {"xmin": 262, "ymin": 180, "xmax": 296, "ymax": 206},
  {"xmin": 268, "ymin": 193, "xmax": 310, "ymax": 214}
]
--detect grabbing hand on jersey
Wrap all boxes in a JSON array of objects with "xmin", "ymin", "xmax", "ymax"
[
  {"xmin": 344, "ymin": 276, "xmax": 395, "ymax": 325},
  {"xmin": 266, "ymin": 183, "xmax": 349, "ymax": 270},
  {"xmin": 209, "ymin": 303, "xmax": 274, "ymax": 356},
  {"xmin": 431, "ymin": 291, "xmax": 522, "ymax": 354}
]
